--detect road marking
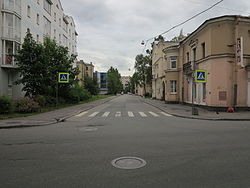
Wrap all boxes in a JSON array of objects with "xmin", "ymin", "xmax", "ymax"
[
  {"xmin": 102, "ymin": 112, "xmax": 110, "ymax": 117},
  {"xmin": 139, "ymin": 112, "xmax": 147, "ymax": 117},
  {"xmin": 128, "ymin": 111, "xmax": 134, "ymax": 117},
  {"xmin": 160, "ymin": 112, "xmax": 173, "ymax": 117},
  {"xmin": 88, "ymin": 112, "xmax": 99, "ymax": 117},
  {"xmin": 149, "ymin": 111, "xmax": 159, "ymax": 117},
  {"xmin": 75, "ymin": 111, "xmax": 88, "ymax": 117},
  {"xmin": 115, "ymin": 111, "xmax": 121, "ymax": 117}
]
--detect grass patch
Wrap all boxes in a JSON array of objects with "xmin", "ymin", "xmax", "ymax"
[{"xmin": 0, "ymin": 95, "xmax": 114, "ymax": 120}]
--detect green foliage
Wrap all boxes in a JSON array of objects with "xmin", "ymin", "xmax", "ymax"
[
  {"xmin": 84, "ymin": 76, "xmax": 100, "ymax": 95},
  {"xmin": 154, "ymin": 35, "xmax": 165, "ymax": 42},
  {"xmin": 15, "ymin": 97, "xmax": 40, "ymax": 113},
  {"xmin": 130, "ymin": 72, "xmax": 140, "ymax": 94},
  {"xmin": 68, "ymin": 85, "xmax": 91, "ymax": 103},
  {"xmin": 134, "ymin": 54, "xmax": 152, "ymax": 95},
  {"xmin": 15, "ymin": 31, "xmax": 79, "ymax": 99},
  {"xmin": 0, "ymin": 96, "xmax": 14, "ymax": 114},
  {"xmin": 171, "ymin": 29, "xmax": 186, "ymax": 42},
  {"xmin": 107, "ymin": 67, "xmax": 123, "ymax": 94},
  {"xmin": 33, "ymin": 95, "xmax": 46, "ymax": 107},
  {"xmin": 44, "ymin": 95, "xmax": 56, "ymax": 106}
]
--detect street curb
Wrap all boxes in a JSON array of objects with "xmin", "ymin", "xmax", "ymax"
[
  {"xmin": 142, "ymin": 99, "xmax": 250, "ymax": 121},
  {"xmin": 0, "ymin": 96, "xmax": 118, "ymax": 129}
]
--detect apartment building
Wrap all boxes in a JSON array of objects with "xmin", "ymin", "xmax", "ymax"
[
  {"xmin": 152, "ymin": 41, "xmax": 178, "ymax": 100},
  {"xmin": 0, "ymin": 0, "xmax": 78, "ymax": 98},
  {"xmin": 77, "ymin": 60, "xmax": 94, "ymax": 86},
  {"xmin": 94, "ymin": 71, "xmax": 108, "ymax": 94},
  {"xmin": 157, "ymin": 15, "xmax": 250, "ymax": 109},
  {"xmin": 121, "ymin": 76, "xmax": 130, "ymax": 90}
]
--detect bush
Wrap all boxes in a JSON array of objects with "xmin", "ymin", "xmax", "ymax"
[
  {"xmin": 68, "ymin": 85, "xmax": 91, "ymax": 103},
  {"xmin": 0, "ymin": 96, "xmax": 14, "ymax": 114},
  {"xmin": 15, "ymin": 97, "xmax": 40, "ymax": 113},
  {"xmin": 33, "ymin": 95, "xmax": 46, "ymax": 107},
  {"xmin": 44, "ymin": 95, "xmax": 56, "ymax": 106}
]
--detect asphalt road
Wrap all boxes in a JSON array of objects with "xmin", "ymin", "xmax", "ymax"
[{"xmin": 0, "ymin": 95, "xmax": 250, "ymax": 188}]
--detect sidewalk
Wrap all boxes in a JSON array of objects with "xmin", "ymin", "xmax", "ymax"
[
  {"xmin": 142, "ymin": 97, "xmax": 250, "ymax": 121},
  {"xmin": 0, "ymin": 96, "xmax": 117, "ymax": 129}
]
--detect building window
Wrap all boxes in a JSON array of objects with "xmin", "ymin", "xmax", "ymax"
[
  {"xmin": 192, "ymin": 48, "xmax": 196, "ymax": 61},
  {"xmin": 59, "ymin": 34, "xmax": 61, "ymax": 44},
  {"xmin": 37, "ymin": 0, "xmax": 39, "ymax": 4},
  {"xmin": 202, "ymin": 83, "xmax": 206, "ymax": 100},
  {"xmin": 27, "ymin": 5, "xmax": 31, "ymax": 17},
  {"xmin": 54, "ymin": 29, "xmax": 56, "ymax": 40},
  {"xmin": 170, "ymin": 56, "xmax": 177, "ymax": 69},
  {"xmin": 54, "ymin": 12, "xmax": 56, "ymax": 22},
  {"xmin": 37, "ymin": 14, "xmax": 40, "ymax": 25},
  {"xmin": 43, "ymin": 0, "xmax": 51, "ymax": 14},
  {"xmin": 59, "ymin": 18, "xmax": 61, "ymax": 27},
  {"xmin": 186, "ymin": 52, "xmax": 189, "ymax": 62},
  {"xmin": 201, "ymin": 42, "xmax": 205, "ymax": 58},
  {"xmin": 86, "ymin": 67, "xmax": 88, "ymax": 71},
  {"xmin": 170, "ymin": 80, "xmax": 177, "ymax": 94},
  {"xmin": 43, "ymin": 16, "xmax": 51, "ymax": 36},
  {"xmin": 37, "ymin": 34, "xmax": 39, "ymax": 42}
]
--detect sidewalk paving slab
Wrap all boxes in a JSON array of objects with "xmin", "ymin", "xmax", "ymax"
[
  {"xmin": 0, "ymin": 96, "xmax": 117, "ymax": 129},
  {"xmin": 141, "ymin": 97, "xmax": 250, "ymax": 121}
]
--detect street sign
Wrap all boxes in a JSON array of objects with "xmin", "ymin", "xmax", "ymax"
[
  {"xmin": 58, "ymin": 73, "xmax": 69, "ymax": 83},
  {"xmin": 195, "ymin": 70, "xmax": 206, "ymax": 83}
]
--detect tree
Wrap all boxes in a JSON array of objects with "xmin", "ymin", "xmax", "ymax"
[
  {"xmin": 134, "ymin": 53, "xmax": 152, "ymax": 95},
  {"xmin": 107, "ymin": 67, "xmax": 122, "ymax": 94},
  {"xmin": 130, "ymin": 72, "xmax": 140, "ymax": 94},
  {"xmin": 15, "ymin": 32, "xmax": 79, "ymax": 99},
  {"xmin": 171, "ymin": 29, "xmax": 186, "ymax": 42},
  {"xmin": 84, "ymin": 76, "xmax": 100, "ymax": 95}
]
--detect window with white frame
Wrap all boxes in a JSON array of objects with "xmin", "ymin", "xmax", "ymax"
[
  {"xmin": 43, "ymin": 16, "xmax": 51, "ymax": 36},
  {"xmin": 37, "ymin": 14, "xmax": 40, "ymax": 25},
  {"xmin": 170, "ymin": 80, "xmax": 177, "ymax": 94},
  {"xmin": 27, "ymin": 5, "xmax": 31, "ymax": 17},
  {"xmin": 43, "ymin": 0, "xmax": 51, "ymax": 14},
  {"xmin": 170, "ymin": 56, "xmax": 177, "ymax": 69}
]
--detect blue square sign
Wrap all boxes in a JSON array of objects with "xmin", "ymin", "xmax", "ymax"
[
  {"xmin": 195, "ymin": 70, "xmax": 206, "ymax": 83},
  {"xmin": 58, "ymin": 73, "xmax": 69, "ymax": 83}
]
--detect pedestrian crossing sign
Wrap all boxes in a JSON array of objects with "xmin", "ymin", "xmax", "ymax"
[
  {"xmin": 195, "ymin": 70, "xmax": 206, "ymax": 83},
  {"xmin": 58, "ymin": 73, "xmax": 69, "ymax": 83}
]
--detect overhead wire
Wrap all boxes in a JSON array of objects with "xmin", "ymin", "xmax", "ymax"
[{"xmin": 141, "ymin": 0, "xmax": 224, "ymax": 53}]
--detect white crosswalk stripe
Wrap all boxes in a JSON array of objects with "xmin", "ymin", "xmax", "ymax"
[
  {"xmin": 102, "ymin": 112, "xmax": 110, "ymax": 117},
  {"xmin": 88, "ymin": 112, "xmax": 99, "ymax": 117},
  {"xmin": 75, "ymin": 111, "xmax": 88, "ymax": 117},
  {"xmin": 160, "ymin": 112, "xmax": 173, "ymax": 117},
  {"xmin": 115, "ymin": 111, "xmax": 121, "ymax": 117},
  {"xmin": 149, "ymin": 111, "xmax": 159, "ymax": 117},
  {"xmin": 128, "ymin": 111, "xmax": 134, "ymax": 117},
  {"xmin": 139, "ymin": 112, "xmax": 147, "ymax": 117}
]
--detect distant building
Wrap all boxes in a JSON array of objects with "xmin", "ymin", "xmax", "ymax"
[
  {"xmin": 77, "ymin": 60, "xmax": 94, "ymax": 86},
  {"xmin": 121, "ymin": 76, "xmax": 130, "ymax": 90},
  {"xmin": 94, "ymin": 71, "xmax": 108, "ymax": 94},
  {"xmin": 0, "ymin": 0, "xmax": 78, "ymax": 98}
]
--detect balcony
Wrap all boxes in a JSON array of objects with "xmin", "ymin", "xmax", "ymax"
[
  {"xmin": 1, "ymin": 0, "xmax": 21, "ymax": 16},
  {"xmin": 183, "ymin": 61, "xmax": 193, "ymax": 75},
  {"xmin": 1, "ymin": 54, "xmax": 17, "ymax": 68},
  {"xmin": 2, "ymin": 27, "xmax": 21, "ymax": 42}
]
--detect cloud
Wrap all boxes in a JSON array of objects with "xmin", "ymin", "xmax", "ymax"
[{"xmin": 60, "ymin": 0, "xmax": 250, "ymax": 75}]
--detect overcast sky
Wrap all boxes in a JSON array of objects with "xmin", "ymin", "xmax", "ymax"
[{"xmin": 60, "ymin": 0, "xmax": 250, "ymax": 76}]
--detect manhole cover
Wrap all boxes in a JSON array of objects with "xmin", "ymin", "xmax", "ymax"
[
  {"xmin": 79, "ymin": 127, "xmax": 98, "ymax": 132},
  {"xmin": 111, "ymin": 157, "xmax": 147, "ymax": 169}
]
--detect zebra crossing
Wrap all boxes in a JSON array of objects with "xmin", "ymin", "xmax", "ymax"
[{"xmin": 74, "ymin": 111, "xmax": 173, "ymax": 118}]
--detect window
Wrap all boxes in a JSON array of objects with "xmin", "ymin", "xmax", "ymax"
[
  {"xmin": 54, "ymin": 12, "xmax": 56, "ymax": 22},
  {"xmin": 170, "ymin": 80, "xmax": 177, "ymax": 94},
  {"xmin": 62, "ymin": 35, "xmax": 67, "ymax": 47},
  {"xmin": 59, "ymin": 34, "xmax": 61, "ymax": 44},
  {"xmin": 192, "ymin": 48, "xmax": 196, "ymax": 61},
  {"xmin": 43, "ymin": 0, "xmax": 51, "ymax": 14},
  {"xmin": 59, "ymin": 18, "xmax": 61, "ymax": 27},
  {"xmin": 37, "ymin": 34, "xmax": 39, "ymax": 42},
  {"xmin": 202, "ymin": 83, "xmax": 206, "ymax": 100},
  {"xmin": 170, "ymin": 56, "xmax": 177, "ymax": 69},
  {"xmin": 37, "ymin": 14, "xmax": 40, "ymax": 25},
  {"xmin": 86, "ymin": 67, "xmax": 88, "ymax": 71},
  {"xmin": 201, "ymin": 42, "xmax": 205, "ymax": 58},
  {"xmin": 186, "ymin": 52, "xmax": 189, "ymax": 62},
  {"xmin": 54, "ymin": 29, "xmax": 56, "ymax": 40},
  {"xmin": 27, "ymin": 5, "xmax": 31, "ymax": 17},
  {"xmin": 37, "ymin": 0, "xmax": 39, "ymax": 4},
  {"xmin": 43, "ymin": 16, "xmax": 51, "ymax": 36}
]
